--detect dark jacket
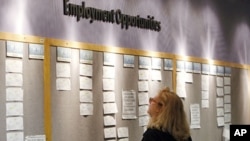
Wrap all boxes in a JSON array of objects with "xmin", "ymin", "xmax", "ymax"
[{"xmin": 141, "ymin": 128, "xmax": 192, "ymax": 141}]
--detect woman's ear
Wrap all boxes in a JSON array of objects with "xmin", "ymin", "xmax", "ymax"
[{"xmin": 156, "ymin": 105, "xmax": 163, "ymax": 113}]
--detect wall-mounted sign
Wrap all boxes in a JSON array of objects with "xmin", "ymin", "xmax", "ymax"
[{"xmin": 63, "ymin": 0, "xmax": 161, "ymax": 32}]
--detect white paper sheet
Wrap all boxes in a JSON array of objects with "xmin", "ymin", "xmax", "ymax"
[
  {"xmin": 104, "ymin": 115, "xmax": 116, "ymax": 126},
  {"xmin": 80, "ymin": 64, "xmax": 93, "ymax": 77},
  {"xmin": 176, "ymin": 61, "xmax": 185, "ymax": 71},
  {"xmin": 151, "ymin": 57, "xmax": 161, "ymax": 70},
  {"xmin": 217, "ymin": 108, "xmax": 224, "ymax": 116},
  {"xmin": 202, "ymin": 64, "xmax": 209, "ymax": 74},
  {"xmin": 224, "ymin": 77, "xmax": 231, "ymax": 85},
  {"xmin": 164, "ymin": 59, "xmax": 173, "ymax": 70},
  {"xmin": 6, "ymin": 59, "xmax": 23, "ymax": 73},
  {"xmin": 79, "ymin": 90, "xmax": 93, "ymax": 102},
  {"xmin": 224, "ymin": 95, "xmax": 231, "ymax": 103},
  {"xmin": 185, "ymin": 73, "xmax": 193, "ymax": 83},
  {"xmin": 201, "ymin": 90, "xmax": 209, "ymax": 100},
  {"xmin": 151, "ymin": 70, "xmax": 162, "ymax": 81},
  {"xmin": 138, "ymin": 93, "xmax": 149, "ymax": 105},
  {"xmin": 139, "ymin": 105, "xmax": 149, "ymax": 116},
  {"xmin": 6, "ymin": 102, "xmax": 23, "ymax": 116},
  {"xmin": 6, "ymin": 88, "xmax": 23, "ymax": 101},
  {"xmin": 57, "ymin": 47, "xmax": 71, "ymax": 62},
  {"xmin": 176, "ymin": 82, "xmax": 186, "ymax": 98},
  {"xmin": 56, "ymin": 62, "xmax": 71, "ymax": 77},
  {"xmin": 25, "ymin": 135, "xmax": 46, "ymax": 141},
  {"xmin": 216, "ymin": 87, "xmax": 224, "ymax": 96},
  {"xmin": 104, "ymin": 52, "xmax": 115, "ymax": 66},
  {"xmin": 122, "ymin": 90, "xmax": 137, "ymax": 119},
  {"xmin": 103, "ymin": 66, "xmax": 115, "ymax": 79},
  {"xmin": 6, "ymin": 41, "xmax": 24, "ymax": 58},
  {"xmin": 193, "ymin": 63, "xmax": 201, "ymax": 73},
  {"xmin": 217, "ymin": 66, "xmax": 224, "ymax": 76},
  {"xmin": 103, "ymin": 103, "xmax": 118, "ymax": 114},
  {"xmin": 123, "ymin": 55, "xmax": 135, "ymax": 68},
  {"xmin": 223, "ymin": 125, "xmax": 230, "ymax": 139},
  {"xmin": 104, "ymin": 127, "xmax": 116, "ymax": 139},
  {"xmin": 177, "ymin": 71, "xmax": 186, "ymax": 81},
  {"xmin": 79, "ymin": 50, "xmax": 93, "ymax": 64},
  {"xmin": 6, "ymin": 73, "xmax": 23, "ymax": 87},
  {"xmin": 117, "ymin": 127, "xmax": 129, "ymax": 138},
  {"xmin": 56, "ymin": 78, "xmax": 71, "ymax": 90},
  {"xmin": 103, "ymin": 92, "xmax": 116, "ymax": 102},
  {"xmin": 201, "ymin": 75, "xmax": 209, "ymax": 91},
  {"xmin": 29, "ymin": 43, "xmax": 44, "ymax": 59},
  {"xmin": 7, "ymin": 132, "xmax": 24, "ymax": 141},
  {"xmin": 138, "ymin": 70, "xmax": 149, "ymax": 80},
  {"xmin": 139, "ymin": 115, "xmax": 149, "ymax": 127},
  {"xmin": 106, "ymin": 140, "xmax": 116, "ymax": 141},
  {"xmin": 176, "ymin": 72, "xmax": 187, "ymax": 98},
  {"xmin": 6, "ymin": 117, "xmax": 24, "ymax": 131},
  {"xmin": 103, "ymin": 79, "xmax": 115, "ymax": 91},
  {"xmin": 201, "ymin": 100, "xmax": 209, "ymax": 108},
  {"xmin": 224, "ymin": 86, "xmax": 231, "ymax": 94},
  {"xmin": 138, "ymin": 81, "xmax": 149, "ymax": 92},
  {"xmin": 80, "ymin": 103, "xmax": 93, "ymax": 115},
  {"xmin": 185, "ymin": 61, "xmax": 193, "ymax": 72},
  {"xmin": 80, "ymin": 76, "xmax": 92, "ymax": 90},
  {"xmin": 190, "ymin": 104, "xmax": 200, "ymax": 129},
  {"xmin": 224, "ymin": 113, "xmax": 231, "ymax": 123},
  {"xmin": 224, "ymin": 104, "xmax": 231, "ymax": 113},
  {"xmin": 216, "ymin": 97, "xmax": 224, "ymax": 107},
  {"xmin": 217, "ymin": 116, "xmax": 224, "ymax": 127},
  {"xmin": 210, "ymin": 65, "xmax": 217, "ymax": 75},
  {"xmin": 216, "ymin": 77, "xmax": 224, "ymax": 87},
  {"xmin": 118, "ymin": 138, "xmax": 129, "ymax": 141},
  {"xmin": 139, "ymin": 56, "xmax": 151, "ymax": 69}
]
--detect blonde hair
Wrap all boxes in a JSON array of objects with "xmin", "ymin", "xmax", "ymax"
[{"xmin": 147, "ymin": 87, "xmax": 190, "ymax": 141}]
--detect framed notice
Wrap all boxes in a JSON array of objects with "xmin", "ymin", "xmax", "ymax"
[
  {"xmin": 164, "ymin": 59, "xmax": 173, "ymax": 70},
  {"xmin": 224, "ymin": 67, "xmax": 231, "ymax": 76},
  {"xmin": 185, "ymin": 61, "xmax": 193, "ymax": 72},
  {"xmin": 202, "ymin": 64, "xmax": 209, "ymax": 74},
  {"xmin": 57, "ymin": 47, "xmax": 71, "ymax": 62},
  {"xmin": 193, "ymin": 63, "xmax": 201, "ymax": 73},
  {"xmin": 139, "ymin": 56, "xmax": 151, "ymax": 69},
  {"xmin": 217, "ymin": 66, "xmax": 224, "ymax": 76},
  {"xmin": 6, "ymin": 41, "xmax": 24, "ymax": 58},
  {"xmin": 123, "ymin": 55, "xmax": 135, "ymax": 68},
  {"xmin": 29, "ymin": 43, "xmax": 44, "ymax": 59},
  {"xmin": 80, "ymin": 50, "xmax": 93, "ymax": 64}
]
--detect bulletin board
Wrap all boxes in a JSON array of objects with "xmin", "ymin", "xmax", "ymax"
[
  {"xmin": 0, "ymin": 40, "xmax": 7, "ymax": 141},
  {"xmin": 49, "ymin": 46, "xmax": 173, "ymax": 141},
  {"xmin": 47, "ymin": 45, "xmax": 249, "ymax": 141},
  {"xmin": 0, "ymin": 39, "xmax": 45, "ymax": 141},
  {"xmin": 182, "ymin": 73, "xmax": 227, "ymax": 141},
  {"xmin": 0, "ymin": 32, "xmax": 249, "ymax": 141}
]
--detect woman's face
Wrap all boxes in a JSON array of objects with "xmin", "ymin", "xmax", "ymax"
[{"xmin": 147, "ymin": 95, "xmax": 163, "ymax": 117}]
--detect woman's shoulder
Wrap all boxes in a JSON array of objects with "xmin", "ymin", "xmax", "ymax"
[
  {"xmin": 143, "ymin": 128, "xmax": 176, "ymax": 141},
  {"xmin": 187, "ymin": 136, "xmax": 192, "ymax": 141},
  {"xmin": 143, "ymin": 128, "xmax": 192, "ymax": 141}
]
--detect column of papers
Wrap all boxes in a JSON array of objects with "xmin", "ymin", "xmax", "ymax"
[
  {"xmin": 79, "ymin": 50, "xmax": 94, "ymax": 116},
  {"xmin": 6, "ymin": 41, "xmax": 24, "ymax": 141}
]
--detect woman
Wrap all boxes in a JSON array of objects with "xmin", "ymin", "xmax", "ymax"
[{"xmin": 141, "ymin": 87, "xmax": 192, "ymax": 141}]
